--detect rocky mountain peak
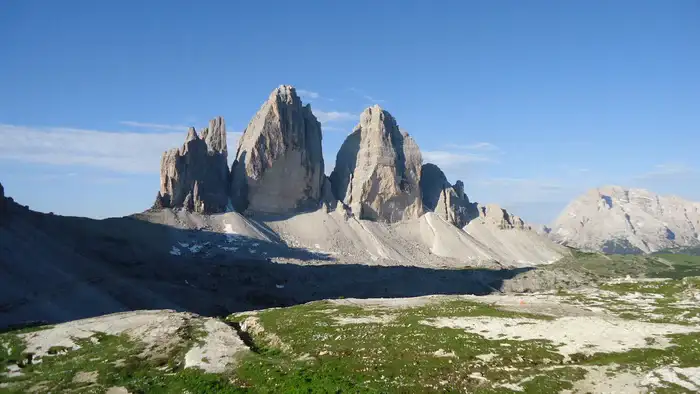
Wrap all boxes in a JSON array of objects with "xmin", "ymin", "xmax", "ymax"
[
  {"xmin": 474, "ymin": 203, "xmax": 526, "ymax": 230},
  {"xmin": 185, "ymin": 127, "xmax": 199, "ymax": 143},
  {"xmin": 200, "ymin": 116, "xmax": 227, "ymax": 154},
  {"xmin": 154, "ymin": 117, "xmax": 230, "ymax": 214},
  {"xmin": 229, "ymin": 85, "xmax": 324, "ymax": 214},
  {"xmin": 550, "ymin": 185, "xmax": 700, "ymax": 253},
  {"xmin": 330, "ymin": 106, "xmax": 423, "ymax": 222},
  {"xmin": 271, "ymin": 84, "xmax": 299, "ymax": 105},
  {"xmin": 420, "ymin": 163, "xmax": 478, "ymax": 228}
]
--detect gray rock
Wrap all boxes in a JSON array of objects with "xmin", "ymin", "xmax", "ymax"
[
  {"xmin": 474, "ymin": 203, "xmax": 526, "ymax": 230},
  {"xmin": 320, "ymin": 176, "xmax": 337, "ymax": 212},
  {"xmin": 0, "ymin": 182, "xmax": 5, "ymax": 219},
  {"xmin": 230, "ymin": 85, "xmax": 324, "ymax": 214},
  {"xmin": 330, "ymin": 105, "xmax": 423, "ymax": 223},
  {"xmin": 550, "ymin": 185, "xmax": 700, "ymax": 253},
  {"xmin": 155, "ymin": 118, "xmax": 230, "ymax": 214},
  {"xmin": 420, "ymin": 163, "xmax": 478, "ymax": 228}
]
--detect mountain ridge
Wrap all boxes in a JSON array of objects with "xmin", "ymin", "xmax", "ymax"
[{"xmin": 550, "ymin": 185, "xmax": 700, "ymax": 253}]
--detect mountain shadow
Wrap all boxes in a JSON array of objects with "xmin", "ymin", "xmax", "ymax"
[{"xmin": 0, "ymin": 200, "xmax": 532, "ymax": 329}]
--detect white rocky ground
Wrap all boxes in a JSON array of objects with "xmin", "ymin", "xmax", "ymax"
[
  {"xmin": 3, "ymin": 276, "xmax": 699, "ymax": 393},
  {"xmin": 145, "ymin": 207, "xmax": 568, "ymax": 268},
  {"xmin": 326, "ymin": 278, "xmax": 700, "ymax": 392},
  {"xmin": 16, "ymin": 310, "xmax": 249, "ymax": 373}
]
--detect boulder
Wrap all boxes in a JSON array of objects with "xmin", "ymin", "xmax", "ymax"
[
  {"xmin": 420, "ymin": 163, "xmax": 478, "ymax": 228},
  {"xmin": 155, "ymin": 117, "xmax": 230, "ymax": 214},
  {"xmin": 330, "ymin": 105, "xmax": 423, "ymax": 222},
  {"xmin": 230, "ymin": 85, "xmax": 324, "ymax": 214}
]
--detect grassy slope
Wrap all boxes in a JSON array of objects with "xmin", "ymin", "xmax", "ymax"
[{"xmin": 2, "ymin": 252, "xmax": 700, "ymax": 393}]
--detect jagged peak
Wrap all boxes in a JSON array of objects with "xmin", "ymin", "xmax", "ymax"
[
  {"xmin": 270, "ymin": 84, "xmax": 300, "ymax": 105},
  {"xmin": 185, "ymin": 127, "xmax": 199, "ymax": 142}
]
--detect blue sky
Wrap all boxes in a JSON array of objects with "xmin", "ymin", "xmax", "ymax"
[{"xmin": 1, "ymin": 0, "xmax": 699, "ymax": 224}]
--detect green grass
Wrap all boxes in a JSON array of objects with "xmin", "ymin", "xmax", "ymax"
[
  {"xmin": 652, "ymin": 254, "xmax": 700, "ymax": 278},
  {"xmin": 572, "ymin": 332, "xmax": 700, "ymax": 371},
  {"xmin": 226, "ymin": 300, "xmax": 584, "ymax": 393},
  {"xmin": 0, "ymin": 326, "xmax": 245, "ymax": 394}
]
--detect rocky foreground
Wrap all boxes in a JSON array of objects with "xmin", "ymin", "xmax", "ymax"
[{"xmin": 2, "ymin": 267, "xmax": 699, "ymax": 393}]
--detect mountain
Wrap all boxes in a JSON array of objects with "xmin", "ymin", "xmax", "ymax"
[
  {"xmin": 0, "ymin": 85, "xmax": 570, "ymax": 329},
  {"xmin": 154, "ymin": 117, "xmax": 230, "ymax": 213},
  {"xmin": 230, "ymin": 85, "xmax": 325, "ymax": 214},
  {"xmin": 330, "ymin": 105, "xmax": 423, "ymax": 223},
  {"xmin": 420, "ymin": 163, "xmax": 478, "ymax": 228},
  {"xmin": 550, "ymin": 185, "xmax": 700, "ymax": 253}
]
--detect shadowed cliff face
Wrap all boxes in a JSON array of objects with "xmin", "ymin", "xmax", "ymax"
[
  {"xmin": 0, "ymin": 194, "xmax": 534, "ymax": 329},
  {"xmin": 420, "ymin": 163, "xmax": 478, "ymax": 228},
  {"xmin": 155, "ymin": 118, "xmax": 229, "ymax": 214}
]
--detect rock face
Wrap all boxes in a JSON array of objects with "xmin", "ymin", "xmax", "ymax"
[
  {"xmin": 473, "ymin": 203, "xmax": 527, "ymax": 230},
  {"xmin": 420, "ymin": 163, "xmax": 478, "ymax": 228},
  {"xmin": 155, "ymin": 117, "xmax": 230, "ymax": 213},
  {"xmin": 0, "ymin": 182, "xmax": 6, "ymax": 219},
  {"xmin": 230, "ymin": 85, "xmax": 324, "ymax": 214},
  {"xmin": 330, "ymin": 105, "xmax": 423, "ymax": 222},
  {"xmin": 550, "ymin": 186, "xmax": 700, "ymax": 253}
]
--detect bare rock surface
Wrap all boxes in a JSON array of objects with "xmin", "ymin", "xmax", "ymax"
[
  {"xmin": 0, "ymin": 182, "xmax": 6, "ymax": 219},
  {"xmin": 155, "ymin": 117, "xmax": 230, "ymax": 213},
  {"xmin": 18, "ymin": 309, "xmax": 248, "ymax": 372},
  {"xmin": 330, "ymin": 105, "xmax": 423, "ymax": 223},
  {"xmin": 230, "ymin": 85, "xmax": 324, "ymax": 214},
  {"xmin": 550, "ymin": 185, "xmax": 700, "ymax": 253},
  {"xmin": 473, "ymin": 203, "xmax": 527, "ymax": 230},
  {"xmin": 420, "ymin": 163, "xmax": 478, "ymax": 228}
]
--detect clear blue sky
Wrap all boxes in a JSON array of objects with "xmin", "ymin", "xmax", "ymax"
[{"xmin": 1, "ymin": 0, "xmax": 699, "ymax": 224}]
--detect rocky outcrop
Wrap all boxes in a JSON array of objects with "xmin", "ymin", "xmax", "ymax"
[
  {"xmin": 550, "ymin": 186, "xmax": 700, "ymax": 253},
  {"xmin": 230, "ymin": 85, "xmax": 324, "ymax": 214},
  {"xmin": 330, "ymin": 105, "xmax": 423, "ymax": 223},
  {"xmin": 535, "ymin": 224, "xmax": 552, "ymax": 236},
  {"xmin": 420, "ymin": 163, "xmax": 478, "ymax": 228},
  {"xmin": 154, "ymin": 117, "xmax": 230, "ymax": 214},
  {"xmin": 473, "ymin": 203, "xmax": 527, "ymax": 230},
  {"xmin": 0, "ymin": 182, "xmax": 6, "ymax": 220}
]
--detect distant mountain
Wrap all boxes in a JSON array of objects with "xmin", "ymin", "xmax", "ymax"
[{"xmin": 549, "ymin": 186, "xmax": 700, "ymax": 254}]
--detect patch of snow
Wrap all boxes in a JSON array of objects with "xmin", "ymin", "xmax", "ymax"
[
  {"xmin": 169, "ymin": 246, "xmax": 181, "ymax": 256},
  {"xmin": 189, "ymin": 244, "xmax": 204, "ymax": 253}
]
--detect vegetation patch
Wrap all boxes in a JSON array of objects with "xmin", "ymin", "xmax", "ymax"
[{"xmin": 0, "ymin": 328, "xmax": 245, "ymax": 393}]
